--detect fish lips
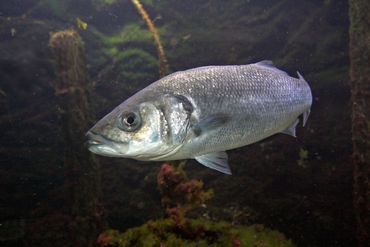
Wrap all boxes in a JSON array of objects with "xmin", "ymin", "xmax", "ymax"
[{"xmin": 86, "ymin": 131, "xmax": 127, "ymax": 157}]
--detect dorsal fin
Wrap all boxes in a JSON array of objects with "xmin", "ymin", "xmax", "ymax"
[
  {"xmin": 255, "ymin": 60, "xmax": 288, "ymax": 76},
  {"xmin": 256, "ymin": 60, "xmax": 274, "ymax": 66},
  {"xmin": 297, "ymin": 71, "xmax": 307, "ymax": 82}
]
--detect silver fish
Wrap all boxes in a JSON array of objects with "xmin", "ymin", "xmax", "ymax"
[{"xmin": 87, "ymin": 61, "xmax": 312, "ymax": 174}]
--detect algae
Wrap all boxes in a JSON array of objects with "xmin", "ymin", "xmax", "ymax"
[
  {"xmin": 96, "ymin": 24, "xmax": 154, "ymax": 46},
  {"xmin": 297, "ymin": 148, "xmax": 309, "ymax": 168},
  {"xmin": 97, "ymin": 218, "xmax": 295, "ymax": 247},
  {"xmin": 96, "ymin": 164, "xmax": 294, "ymax": 247}
]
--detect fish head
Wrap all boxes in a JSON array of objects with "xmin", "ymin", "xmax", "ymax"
[{"xmin": 86, "ymin": 93, "xmax": 193, "ymax": 160}]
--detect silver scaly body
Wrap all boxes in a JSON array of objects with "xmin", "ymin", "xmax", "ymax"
[{"xmin": 87, "ymin": 61, "xmax": 312, "ymax": 174}]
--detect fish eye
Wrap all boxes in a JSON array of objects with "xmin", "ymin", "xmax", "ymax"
[{"xmin": 117, "ymin": 111, "xmax": 141, "ymax": 132}]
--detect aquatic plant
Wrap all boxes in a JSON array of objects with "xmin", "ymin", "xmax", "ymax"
[
  {"xmin": 297, "ymin": 148, "xmax": 309, "ymax": 168},
  {"xmin": 96, "ymin": 218, "xmax": 295, "ymax": 247},
  {"xmin": 96, "ymin": 163, "xmax": 295, "ymax": 246},
  {"xmin": 131, "ymin": 0, "xmax": 168, "ymax": 77},
  {"xmin": 91, "ymin": 22, "xmax": 162, "ymax": 89},
  {"xmin": 98, "ymin": 24, "xmax": 154, "ymax": 46},
  {"xmin": 157, "ymin": 163, "xmax": 213, "ymax": 227}
]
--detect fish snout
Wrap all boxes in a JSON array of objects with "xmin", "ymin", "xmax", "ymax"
[{"xmin": 85, "ymin": 131, "xmax": 127, "ymax": 157}]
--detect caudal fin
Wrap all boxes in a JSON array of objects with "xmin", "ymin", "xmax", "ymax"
[{"xmin": 297, "ymin": 71, "xmax": 312, "ymax": 127}]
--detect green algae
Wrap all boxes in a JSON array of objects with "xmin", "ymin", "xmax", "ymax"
[
  {"xmin": 97, "ymin": 218, "xmax": 295, "ymax": 247},
  {"xmin": 97, "ymin": 24, "xmax": 154, "ymax": 46},
  {"xmin": 98, "ymin": 164, "xmax": 295, "ymax": 246},
  {"xmin": 91, "ymin": 24, "xmax": 161, "ymax": 79}
]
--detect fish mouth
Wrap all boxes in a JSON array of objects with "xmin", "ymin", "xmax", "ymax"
[{"xmin": 86, "ymin": 131, "xmax": 127, "ymax": 157}]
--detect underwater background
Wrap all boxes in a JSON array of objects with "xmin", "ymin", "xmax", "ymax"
[{"xmin": 0, "ymin": 0, "xmax": 369, "ymax": 246}]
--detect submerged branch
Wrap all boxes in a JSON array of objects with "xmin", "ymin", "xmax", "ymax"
[
  {"xmin": 49, "ymin": 29, "xmax": 106, "ymax": 246},
  {"xmin": 131, "ymin": 0, "xmax": 168, "ymax": 77}
]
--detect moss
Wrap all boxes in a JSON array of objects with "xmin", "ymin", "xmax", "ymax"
[{"xmin": 97, "ymin": 219, "xmax": 295, "ymax": 247}]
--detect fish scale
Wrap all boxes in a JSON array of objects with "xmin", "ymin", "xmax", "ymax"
[
  {"xmin": 155, "ymin": 64, "xmax": 308, "ymax": 154},
  {"xmin": 87, "ymin": 61, "xmax": 312, "ymax": 174}
]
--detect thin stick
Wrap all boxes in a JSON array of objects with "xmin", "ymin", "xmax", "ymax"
[{"xmin": 131, "ymin": 0, "xmax": 168, "ymax": 77}]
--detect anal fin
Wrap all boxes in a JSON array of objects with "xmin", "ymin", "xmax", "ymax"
[
  {"xmin": 195, "ymin": 151, "xmax": 232, "ymax": 175},
  {"xmin": 281, "ymin": 119, "xmax": 299, "ymax": 137}
]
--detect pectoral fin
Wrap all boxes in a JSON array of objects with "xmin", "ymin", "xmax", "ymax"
[
  {"xmin": 195, "ymin": 151, "xmax": 232, "ymax": 175},
  {"xmin": 192, "ymin": 113, "xmax": 230, "ymax": 136},
  {"xmin": 281, "ymin": 119, "xmax": 299, "ymax": 137}
]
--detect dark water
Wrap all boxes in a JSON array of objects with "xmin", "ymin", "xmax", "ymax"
[{"xmin": 0, "ymin": 0, "xmax": 355, "ymax": 246}]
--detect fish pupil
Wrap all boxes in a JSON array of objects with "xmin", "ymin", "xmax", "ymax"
[
  {"xmin": 126, "ymin": 115, "xmax": 135, "ymax": 125},
  {"xmin": 116, "ymin": 111, "xmax": 141, "ymax": 132}
]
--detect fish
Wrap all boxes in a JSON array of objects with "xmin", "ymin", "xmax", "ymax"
[{"xmin": 86, "ymin": 61, "xmax": 312, "ymax": 175}]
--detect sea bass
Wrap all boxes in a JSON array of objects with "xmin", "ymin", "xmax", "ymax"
[{"xmin": 86, "ymin": 61, "xmax": 312, "ymax": 174}]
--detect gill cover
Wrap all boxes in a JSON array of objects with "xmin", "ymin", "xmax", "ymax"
[
  {"xmin": 88, "ymin": 93, "xmax": 196, "ymax": 160},
  {"xmin": 146, "ymin": 94, "xmax": 194, "ymax": 160}
]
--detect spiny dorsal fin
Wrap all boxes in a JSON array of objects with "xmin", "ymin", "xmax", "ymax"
[
  {"xmin": 255, "ymin": 60, "xmax": 288, "ymax": 76},
  {"xmin": 256, "ymin": 60, "xmax": 274, "ymax": 66}
]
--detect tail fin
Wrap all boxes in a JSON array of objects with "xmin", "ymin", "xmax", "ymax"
[{"xmin": 297, "ymin": 71, "xmax": 312, "ymax": 127}]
